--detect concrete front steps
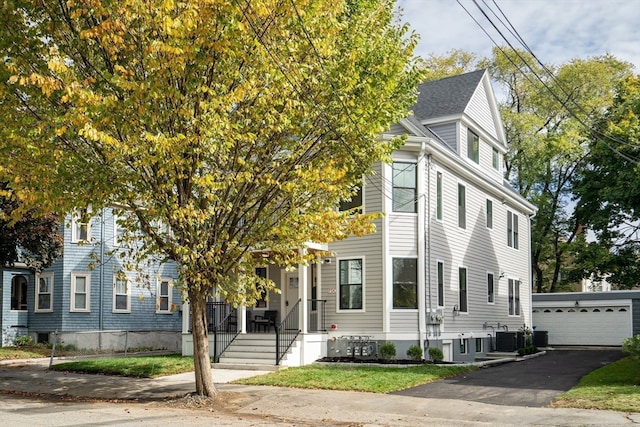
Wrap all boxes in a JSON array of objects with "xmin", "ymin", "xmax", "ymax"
[{"xmin": 215, "ymin": 333, "xmax": 295, "ymax": 371}]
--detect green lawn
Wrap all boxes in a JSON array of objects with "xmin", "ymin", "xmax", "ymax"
[
  {"xmin": 551, "ymin": 356, "xmax": 640, "ymax": 413},
  {"xmin": 232, "ymin": 363, "xmax": 476, "ymax": 393},
  {"xmin": 49, "ymin": 355, "xmax": 195, "ymax": 378}
]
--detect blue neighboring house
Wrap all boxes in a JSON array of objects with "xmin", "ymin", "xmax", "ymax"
[{"xmin": 1, "ymin": 207, "xmax": 182, "ymax": 350}]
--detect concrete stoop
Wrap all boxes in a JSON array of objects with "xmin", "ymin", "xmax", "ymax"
[{"xmin": 215, "ymin": 333, "xmax": 295, "ymax": 370}]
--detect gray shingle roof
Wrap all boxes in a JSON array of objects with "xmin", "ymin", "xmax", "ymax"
[{"xmin": 412, "ymin": 69, "xmax": 486, "ymax": 121}]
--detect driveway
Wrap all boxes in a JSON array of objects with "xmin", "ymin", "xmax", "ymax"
[{"xmin": 393, "ymin": 349, "xmax": 624, "ymax": 407}]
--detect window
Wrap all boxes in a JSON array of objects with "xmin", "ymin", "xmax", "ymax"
[
  {"xmin": 458, "ymin": 267, "xmax": 468, "ymax": 313},
  {"xmin": 255, "ymin": 267, "xmax": 268, "ymax": 309},
  {"xmin": 157, "ymin": 278, "xmax": 173, "ymax": 313},
  {"xmin": 71, "ymin": 207, "xmax": 91, "ymax": 242},
  {"xmin": 436, "ymin": 172, "xmax": 443, "ymax": 220},
  {"xmin": 36, "ymin": 273, "xmax": 54, "ymax": 312},
  {"xmin": 392, "ymin": 258, "xmax": 417, "ymax": 309},
  {"xmin": 507, "ymin": 210, "xmax": 519, "ymax": 249},
  {"xmin": 458, "ymin": 184, "xmax": 466, "ymax": 229},
  {"xmin": 71, "ymin": 273, "xmax": 91, "ymax": 312},
  {"xmin": 113, "ymin": 213, "xmax": 125, "ymax": 246},
  {"xmin": 460, "ymin": 338, "xmax": 468, "ymax": 354},
  {"xmin": 467, "ymin": 129, "xmax": 479, "ymax": 163},
  {"xmin": 339, "ymin": 259, "xmax": 363, "ymax": 310},
  {"xmin": 492, "ymin": 147, "xmax": 500, "ymax": 170},
  {"xmin": 508, "ymin": 279, "xmax": 520, "ymax": 316},
  {"xmin": 487, "ymin": 273, "xmax": 494, "ymax": 304},
  {"xmin": 475, "ymin": 337, "xmax": 483, "ymax": 353},
  {"xmin": 486, "ymin": 199, "xmax": 493, "ymax": 229},
  {"xmin": 11, "ymin": 275, "xmax": 28, "ymax": 311},
  {"xmin": 339, "ymin": 184, "xmax": 363, "ymax": 213},
  {"xmin": 437, "ymin": 261, "xmax": 444, "ymax": 307},
  {"xmin": 113, "ymin": 275, "xmax": 130, "ymax": 313},
  {"xmin": 392, "ymin": 162, "xmax": 417, "ymax": 213}
]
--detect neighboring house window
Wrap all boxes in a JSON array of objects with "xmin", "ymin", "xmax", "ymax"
[
  {"xmin": 339, "ymin": 184, "xmax": 363, "ymax": 213},
  {"xmin": 157, "ymin": 278, "xmax": 173, "ymax": 313},
  {"xmin": 487, "ymin": 273, "xmax": 494, "ymax": 304},
  {"xmin": 113, "ymin": 275, "xmax": 131, "ymax": 313},
  {"xmin": 467, "ymin": 129, "xmax": 479, "ymax": 163},
  {"xmin": 339, "ymin": 258, "xmax": 363, "ymax": 310},
  {"xmin": 255, "ymin": 267, "xmax": 268, "ymax": 309},
  {"xmin": 486, "ymin": 199, "xmax": 493, "ymax": 229},
  {"xmin": 36, "ymin": 273, "xmax": 54, "ymax": 312},
  {"xmin": 507, "ymin": 210, "xmax": 519, "ymax": 249},
  {"xmin": 392, "ymin": 162, "xmax": 417, "ymax": 213},
  {"xmin": 458, "ymin": 183, "xmax": 466, "ymax": 229},
  {"xmin": 11, "ymin": 275, "xmax": 28, "ymax": 311},
  {"xmin": 437, "ymin": 261, "xmax": 444, "ymax": 307},
  {"xmin": 475, "ymin": 337, "xmax": 483, "ymax": 353},
  {"xmin": 71, "ymin": 207, "xmax": 91, "ymax": 242},
  {"xmin": 492, "ymin": 147, "xmax": 500, "ymax": 170},
  {"xmin": 113, "ymin": 213, "xmax": 125, "ymax": 246},
  {"xmin": 71, "ymin": 273, "xmax": 91, "ymax": 312},
  {"xmin": 460, "ymin": 338, "xmax": 468, "ymax": 354},
  {"xmin": 436, "ymin": 172, "xmax": 443, "ymax": 221},
  {"xmin": 392, "ymin": 258, "xmax": 418, "ymax": 309},
  {"xmin": 458, "ymin": 267, "xmax": 467, "ymax": 313},
  {"xmin": 508, "ymin": 278, "xmax": 521, "ymax": 316}
]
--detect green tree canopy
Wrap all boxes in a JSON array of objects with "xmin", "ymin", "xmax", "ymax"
[{"xmin": 0, "ymin": 0, "xmax": 423, "ymax": 396}]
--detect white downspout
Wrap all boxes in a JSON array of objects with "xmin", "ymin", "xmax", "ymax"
[{"xmin": 417, "ymin": 143, "xmax": 427, "ymax": 354}]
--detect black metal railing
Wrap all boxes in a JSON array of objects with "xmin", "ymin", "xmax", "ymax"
[
  {"xmin": 276, "ymin": 299, "xmax": 301, "ymax": 365},
  {"xmin": 307, "ymin": 299, "xmax": 327, "ymax": 332},
  {"xmin": 206, "ymin": 302, "xmax": 240, "ymax": 362}
]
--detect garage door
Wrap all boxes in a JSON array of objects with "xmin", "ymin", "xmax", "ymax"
[{"xmin": 533, "ymin": 306, "xmax": 632, "ymax": 346}]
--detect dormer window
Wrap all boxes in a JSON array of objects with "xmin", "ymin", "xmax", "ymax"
[{"xmin": 467, "ymin": 129, "xmax": 479, "ymax": 163}]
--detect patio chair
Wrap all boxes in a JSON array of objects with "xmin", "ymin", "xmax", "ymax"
[{"xmin": 253, "ymin": 310, "xmax": 278, "ymax": 332}]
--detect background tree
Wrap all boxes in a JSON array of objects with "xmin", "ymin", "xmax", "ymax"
[
  {"xmin": 0, "ymin": 183, "xmax": 63, "ymax": 271},
  {"xmin": 572, "ymin": 75, "xmax": 640, "ymax": 289},
  {"xmin": 484, "ymin": 48, "xmax": 634, "ymax": 293},
  {"xmin": 0, "ymin": 0, "xmax": 423, "ymax": 396}
]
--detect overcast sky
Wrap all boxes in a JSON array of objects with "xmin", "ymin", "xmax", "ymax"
[{"xmin": 396, "ymin": 0, "xmax": 640, "ymax": 73}]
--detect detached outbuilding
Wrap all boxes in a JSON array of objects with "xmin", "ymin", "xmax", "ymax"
[{"xmin": 532, "ymin": 291, "xmax": 640, "ymax": 346}]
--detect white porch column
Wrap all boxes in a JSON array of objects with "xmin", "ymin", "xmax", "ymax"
[
  {"xmin": 240, "ymin": 305, "xmax": 247, "ymax": 333},
  {"xmin": 181, "ymin": 301, "xmax": 190, "ymax": 333},
  {"xmin": 298, "ymin": 252, "xmax": 309, "ymax": 334}
]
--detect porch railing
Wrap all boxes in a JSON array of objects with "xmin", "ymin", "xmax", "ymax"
[
  {"xmin": 206, "ymin": 302, "xmax": 240, "ymax": 363},
  {"xmin": 307, "ymin": 299, "xmax": 327, "ymax": 332},
  {"xmin": 276, "ymin": 299, "xmax": 301, "ymax": 365}
]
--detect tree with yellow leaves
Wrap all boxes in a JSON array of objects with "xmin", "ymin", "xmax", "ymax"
[{"xmin": 0, "ymin": 0, "xmax": 423, "ymax": 396}]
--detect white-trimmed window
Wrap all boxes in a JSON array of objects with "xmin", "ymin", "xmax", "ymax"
[
  {"xmin": 437, "ymin": 261, "xmax": 444, "ymax": 307},
  {"xmin": 486, "ymin": 199, "xmax": 493, "ymax": 229},
  {"xmin": 436, "ymin": 171, "xmax": 443, "ymax": 221},
  {"xmin": 487, "ymin": 272, "xmax": 495, "ymax": 304},
  {"xmin": 475, "ymin": 337, "xmax": 483, "ymax": 353},
  {"xmin": 338, "ymin": 258, "xmax": 363, "ymax": 311},
  {"xmin": 36, "ymin": 272, "xmax": 54, "ymax": 312},
  {"xmin": 492, "ymin": 147, "xmax": 500, "ymax": 170},
  {"xmin": 509, "ymin": 278, "xmax": 521, "ymax": 316},
  {"xmin": 156, "ymin": 278, "xmax": 173, "ymax": 313},
  {"xmin": 392, "ymin": 258, "xmax": 418, "ymax": 309},
  {"xmin": 458, "ymin": 267, "xmax": 468, "ymax": 313},
  {"xmin": 71, "ymin": 273, "xmax": 91, "ymax": 312},
  {"xmin": 507, "ymin": 210, "xmax": 519, "ymax": 249},
  {"xmin": 113, "ymin": 275, "xmax": 131, "ymax": 313},
  {"xmin": 467, "ymin": 129, "xmax": 479, "ymax": 163},
  {"xmin": 392, "ymin": 162, "xmax": 417, "ymax": 213},
  {"xmin": 458, "ymin": 183, "xmax": 466, "ymax": 229},
  {"xmin": 71, "ymin": 207, "xmax": 92, "ymax": 242},
  {"xmin": 113, "ymin": 213, "xmax": 125, "ymax": 246},
  {"xmin": 460, "ymin": 338, "xmax": 468, "ymax": 354}
]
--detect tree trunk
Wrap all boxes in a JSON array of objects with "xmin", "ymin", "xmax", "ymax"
[{"xmin": 189, "ymin": 290, "xmax": 216, "ymax": 396}]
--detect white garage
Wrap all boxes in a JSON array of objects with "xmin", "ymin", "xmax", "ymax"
[{"xmin": 532, "ymin": 291, "xmax": 640, "ymax": 346}]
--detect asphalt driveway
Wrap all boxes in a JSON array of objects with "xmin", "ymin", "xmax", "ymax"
[{"xmin": 393, "ymin": 349, "xmax": 624, "ymax": 407}]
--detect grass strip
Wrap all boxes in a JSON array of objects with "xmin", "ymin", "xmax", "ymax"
[{"xmin": 49, "ymin": 355, "xmax": 194, "ymax": 378}]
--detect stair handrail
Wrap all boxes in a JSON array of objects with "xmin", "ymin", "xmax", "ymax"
[{"xmin": 276, "ymin": 298, "xmax": 301, "ymax": 365}]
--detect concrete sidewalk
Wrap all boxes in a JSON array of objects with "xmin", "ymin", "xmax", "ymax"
[{"xmin": 0, "ymin": 357, "xmax": 638, "ymax": 426}]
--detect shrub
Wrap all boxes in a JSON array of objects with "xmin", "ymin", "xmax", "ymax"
[
  {"xmin": 622, "ymin": 335, "xmax": 640, "ymax": 359},
  {"xmin": 428, "ymin": 346, "xmax": 444, "ymax": 363},
  {"xmin": 380, "ymin": 342, "xmax": 396, "ymax": 360},
  {"xmin": 14, "ymin": 335, "xmax": 33, "ymax": 347},
  {"xmin": 406, "ymin": 344, "xmax": 423, "ymax": 361}
]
